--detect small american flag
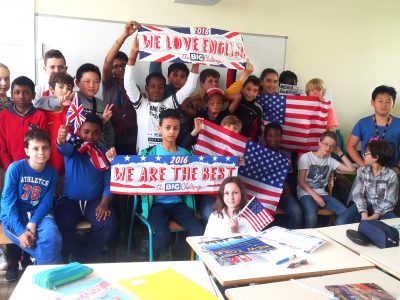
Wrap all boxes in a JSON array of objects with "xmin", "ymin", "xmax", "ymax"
[
  {"xmin": 238, "ymin": 141, "xmax": 289, "ymax": 213},
  {"xmin": 238, "ymin": 197, "xmax": 274, "ymax": 231},
  {"xmin": 194, "ymin": 119, "xmax": 247, "ymax": 156},
  {"xmin": 66, "ymin": 93, "xmax": 86, "ymax": 134},
  {"xmin": 257, "ymin": 94, "xmax": 330, "ymax": 152}
]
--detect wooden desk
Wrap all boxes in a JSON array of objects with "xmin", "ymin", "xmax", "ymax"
[
  {"xmin": 10, "ymin": 261, "xmax": 217, "ymax": 299},
  {"xmin": 225, "ymin": 268, "xmax": 400, "ymax": 300},
  {"xmin": 187, "ymin": 229, "xmax": 374, "ymax": 287},
  {"xmin": 317, "ymin": 218, "xmax": 400, "ymax": 279}
]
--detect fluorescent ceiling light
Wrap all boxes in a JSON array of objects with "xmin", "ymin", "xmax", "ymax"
[{"xmin": 173, "ymin": 0, "xmax": 221, "ymax": 6}]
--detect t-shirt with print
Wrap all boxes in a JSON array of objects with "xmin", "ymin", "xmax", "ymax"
[
  {"xmin": 153, "ymin": 144, "xmax": 190, "ymax": 204},
  {"xmin": 297, "ymin": 151, "xmax": 340, "ymax": 198}
]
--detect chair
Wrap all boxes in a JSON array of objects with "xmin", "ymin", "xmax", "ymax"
[
  {"xmin": 126, "ymin": 195, "xmax": 197, "ymax": 262},
  {"xmin": 0, "ymin": 223, "xmax": 13, "ymax": 245}
]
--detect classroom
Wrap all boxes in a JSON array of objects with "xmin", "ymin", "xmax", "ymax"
[{"xmin": 1, "ymin": 0, "xmax": 400, "ymax": 299}]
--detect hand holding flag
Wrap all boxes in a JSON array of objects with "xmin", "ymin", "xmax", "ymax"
[{"xmin": 237, "ymin": 197, "xmax": 274, "ymax": 232}]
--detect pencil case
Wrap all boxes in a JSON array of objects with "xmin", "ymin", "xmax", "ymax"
[
  {"xmin": 358, "ymin": 220, "xmax": 399, "ymax": 249},
  {"xmin": 32, "ymin": 262, "xmax": 93, "ymax": 289}
]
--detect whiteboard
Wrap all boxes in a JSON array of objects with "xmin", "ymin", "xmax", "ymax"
[{"xmin": 35, "ymin": 14, "xmax": 287, "ymax": 98}]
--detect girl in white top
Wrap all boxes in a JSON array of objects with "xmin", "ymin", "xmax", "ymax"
[{"xmin": 204, "ymin": 177, "xmax": 256, "ymax": 236}]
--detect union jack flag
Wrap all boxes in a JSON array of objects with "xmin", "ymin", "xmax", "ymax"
[
  {"xmin": 257, "ymin": 94, "xmax": 330, "ymax": 152},
  {"xmin": 66, "ymin": 93, "xmax": 86, "ymax": 134},
  {"xmin": 238, "ymin": 197, "xmax": 274, "ymax": 231}
]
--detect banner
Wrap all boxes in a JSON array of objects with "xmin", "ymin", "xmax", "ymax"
[
  {"xmin": 110, "ymin": 155, "xmax": 238, "ymax": 195},
  {"xmin": 138, "ymin": 25, "xmax": 246, "ymax": 70}
]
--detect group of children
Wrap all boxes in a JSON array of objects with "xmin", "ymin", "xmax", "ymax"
[{"xmin": 0, "ymin": 20, "xmax": 399, "ymax": 280}]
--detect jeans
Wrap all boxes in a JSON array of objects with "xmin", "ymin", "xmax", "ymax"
[
  {"xmin": 148, "ymin": 202, "xmax": 204, "ymax": 253},
  {"xmin": 4, "ymin": 215, "xmax": 62, "ymax": 264},
  {"xmin": 299, "ymin": 194, "xmax": 347, "ymax": 228},
  {"xmin": 336, "ymin": 204, "xmax": 398, "ymax": 225},
  {"xmin": 198, "ymin": 194, "xmax": 216, "ymax": 226},
  {"xmin": 278, "ymin": 195, "xmax": 303, "ymax": 229}
]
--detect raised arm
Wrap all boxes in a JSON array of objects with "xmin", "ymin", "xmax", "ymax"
[
  {"xmin": 124, "ymin": 35, "xmax": 142, "ymax": 106},
  {"xmin": 226, "ymin": 60, "xmax": 254, "ymax": 95},
  {"xmin": 180, "ymin": 95, "xmax": 201, "ymax": 117},
  {"xmin": 103, "ymin": 21, "xmax": 139, "ymax": 83}
]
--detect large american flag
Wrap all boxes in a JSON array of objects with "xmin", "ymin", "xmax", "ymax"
[
  {"xmin": 194, "ymin": 120, "xmax": 247, "ymax": 156},
  {"xmin": 66, "ymin": 93, "xmax": 86, "ymax": 134},
  {"xmin": 238, "ymin": 141, "xmax": 289, "ymax": 213},
  {"xmin": 257, "ymin": 94, "xmax": 330, "ymax": 152},
  {"xmin": 194, "ymin": 122, "xmax": 289, "ymax": 213},
  {"xmin": 238, "ymin": 197, "xmax": 274, "ymax": 231}
]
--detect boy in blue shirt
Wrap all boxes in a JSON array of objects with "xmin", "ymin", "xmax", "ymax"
[
  {"xmin": 141, "ymin": 109, "xmax": 204, "ymax": 259},
  {"xmin": 1, "ymin": 128, "xmax": 62, "ymax": 266},
  {"xmin": 55, "ymin": 113, "xmax": 116, "ymax": 263}
]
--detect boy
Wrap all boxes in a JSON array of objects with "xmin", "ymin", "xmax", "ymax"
[
  {"xmin": 305, "ymin": 78, "xmax": 338, "ymax": 132},
  {"xmin": 297, "ymin": 131, "xmax": 355, "ymax": 228},
  {"xmin": 34, "ymin": 49, "xmax": 68, "ymax": 106},
  {"xmin": 139, "ymin": 109, "xmax": 204, "ymax": 258},
  {"xmin": 233, "ymin": 75, "xmax": 263, "ymax": 141},
  {"xmin": 35, "ymin": 72, "xmax": 75, "ymax": 175},
  {"xmin": 336, "ymin": 140, "xmax": 398, "ymax": 225},
  {"xmin": 181, "ymin": 68, "xmax": 220, "ymax": 116},
  {"xmin": 55, "ymin": 113, "xmax": 116, "ymax": 263},
  {"xmin": 124, "ymin": 32, "xmax": 199, "ymax": 153},
  {"xmin": 1, "ymin": 128, "xmax": 62, "ymax": 266},
  {"xmin": 347, "ymin": 85, "xmax": 400, "ymax": 169},
  {"xmin": 0, "ymin": 76, "xmax": 47, "ymax": 281},
  {"xmin": 264, "ymin": 122, "xmax": 303, "ymax": 229},
  {"xmin": 103, "ymin": 20, "xmax": 138, "ymax": 155}
]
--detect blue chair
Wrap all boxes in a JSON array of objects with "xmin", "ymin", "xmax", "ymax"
[{"xmin": 126, "ymin": 194, "xmax": 196, "ymax": 261}]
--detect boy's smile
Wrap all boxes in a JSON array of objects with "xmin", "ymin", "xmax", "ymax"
[
  {"xmin": 78, "ymin": 122, "xmax": 102, "ymax": 146},
  {"xmin": 12, "ymin": 85, "xmax": 34, "ymax": 113}
]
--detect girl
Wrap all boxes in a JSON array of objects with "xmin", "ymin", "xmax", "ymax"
[
  {"xmin": 0, "ymin": 63, "xmax": 11, "ymax": 110},
  {"xmin": 204, "ymin": 177, "xmax": 255, "ymax": 236}
]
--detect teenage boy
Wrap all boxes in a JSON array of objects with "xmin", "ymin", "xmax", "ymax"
[
  {"xmin": 140, "ymin": 109, "xmax": 204, "ymax": 258},
  {"xmin": 34, "ymin": 49, "xmax": 68, "ymax": 106},
  {"xmin": 337, "ymin": 140, "xmax": 398, "ymax": 224},
  {"xmin": 124, "ymin": 29, "xmax": 199, "ymax": 153},
  {"xmin": 1, "ymin": 128, "xmax": 62, "ymax": 267},
  {"xmin": 55, "ymin": 114, "xmax": 116, "ymax": 263},
  {"xmin": 347, "ymin": 85, "xmax": 400, "ymax": 169},
  {"xmin": 103, "ymin": 20, "xmax": 138, "ymax": 155}
]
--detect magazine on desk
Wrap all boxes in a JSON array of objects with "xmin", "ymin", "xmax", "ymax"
[
  {"xmin": 325, "ymin": 282, "xmax": 396, "ymax": 300},
  {"xmin": 258, "ymin": 226, "xmax": 326, "ymax": 254},
  {"xmin": 199, "ymin": 235, "xmax": 275, "ymax": 266}
]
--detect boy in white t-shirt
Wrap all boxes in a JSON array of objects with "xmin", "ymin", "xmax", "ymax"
[{"xmin": 297, "ymin": 131, "xmax": 355, "ymax": 228}]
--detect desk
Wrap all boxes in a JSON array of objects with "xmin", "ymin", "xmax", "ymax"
[
  {"xmin": 187, "ymin": 229, "xmax": 374, "ymax": 287},
  {"xmin": 225, "ymin": 268, "xmax": 400, "ymax": 300},
  {"xmin": 10, "ymin": 261, "xmax": 217, "ymax": 299},
  {"xmin": 317, "ymin": 218, "xmax": 400, "ymax": 279}
]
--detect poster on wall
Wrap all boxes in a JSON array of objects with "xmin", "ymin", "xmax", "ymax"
[
  {"xmin": 138, "ymin": 25, "xmax": 247, "ymax": 70},
  {"xmin": 110, "ymin": 155, "xmax": 239, "ymax": 195}
]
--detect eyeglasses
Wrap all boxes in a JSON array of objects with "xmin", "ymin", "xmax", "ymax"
[
  {"xmin": 321, "ymin": 142, "xmax": 336, "ymax": 150},
  {"xmin": 112, "ymin": 63, "xmax": 127, "ymax": 70},
  {"xmin": 364, "ymin": 152, "xmax": 372, "ymax": 156}
]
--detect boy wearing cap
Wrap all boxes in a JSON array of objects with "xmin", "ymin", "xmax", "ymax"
[{"xmin": 195, "ymin": 87, "xmax": 241, "ymax": 125}]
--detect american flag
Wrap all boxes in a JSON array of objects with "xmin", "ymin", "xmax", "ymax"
[
  {"xmin": 238, "ymin": 197, "xmax": 274, "ymax": 231},
  {"xmin": 66, "ymin": 93, "xmax": 86, "ymax": 134},
  {"xmin": 238, "ymin": 141, "xmax": 289, "ymax": 213},
  {"xmin": 194, "ymin": 122, "xmax": 289, "ymax": 212},
  {"xmin": 257, "ymin": 94, "xmax": 330, "ymax": 152},
  {"xmin": 194, "ymin": 120, "xmax": 247, "ymax": 156}
]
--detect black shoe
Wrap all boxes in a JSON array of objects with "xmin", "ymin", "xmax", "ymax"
[
  {"xmin": 5, "ymin": 263, "xmax": 19, "ymax": 282},
  {"xmin": 20, "ymin": 254, "xmax": 33, "ymax": 270}
]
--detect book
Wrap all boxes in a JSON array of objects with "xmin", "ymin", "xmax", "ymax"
[
  {"xmin": 118, "ymin": 268, "xmax": 218, "ymax": 300},
  {"xmin": 55, "ymin": 277, "xmax": 130, "ymax": 300},
  {"xmin": 325, "ymin": 282, "xmax": 396, "ymax": 300}
]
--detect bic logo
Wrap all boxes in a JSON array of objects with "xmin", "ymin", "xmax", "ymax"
[{"xmin": 165, "ymin": 183, "xmax": 181, "ymax": 191}]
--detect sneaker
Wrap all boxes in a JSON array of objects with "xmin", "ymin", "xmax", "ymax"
[
  {"xmin": 5, "ymin": 263, "xmax": 19, "ymax": 282},
  {"xmin": 0, "ymin": 248, "xmax": 7, "ymax": 270},
  {"xmin": 20, "ymin": 254, "xmax": 33, "ymax": 270}
]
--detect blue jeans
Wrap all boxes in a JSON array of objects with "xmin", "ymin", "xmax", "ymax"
[
  {"xmin": 4, "ymin": 215, "xmax": 62, "ymax": 265},
  {"xmin": 278, "ymin": 195, "xmax": 303, "ymax": 229},
  {"xmin": 198, "ymin": 194, "xmax": 215, "ymax": 226},
  {"xmin": 148, "ymin": 202, "xmax": 204, "ymax": 253},
  {"xmin": 299, "ymin": 194, "xmax": 347, "ymax": 228},
  {"xmin": 336, "ymin": 204, "xmax": 398, "ymax": 225}
]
